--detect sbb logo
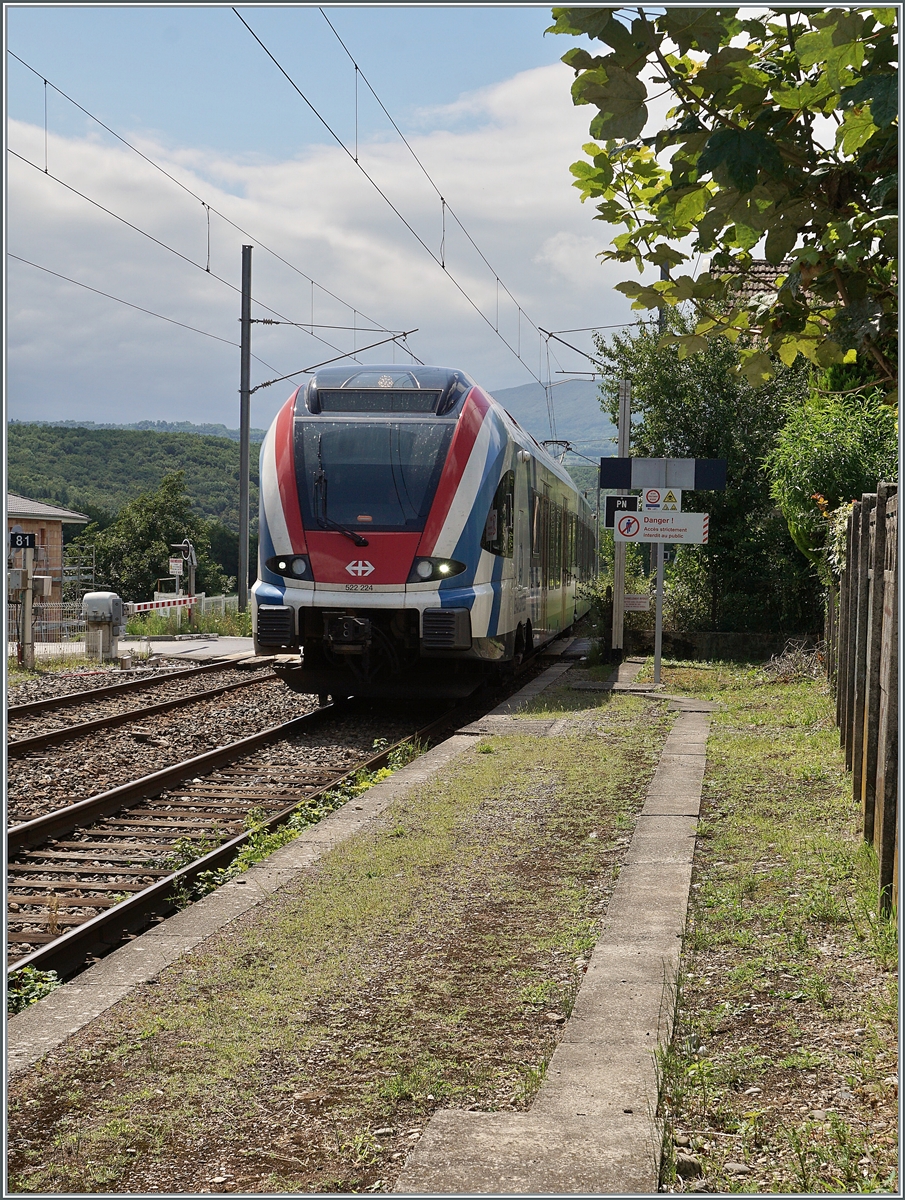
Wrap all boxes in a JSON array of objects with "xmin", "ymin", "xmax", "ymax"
[{"xmin": 345, "ymin": 560, "xmax": 375, "ymax": 577}]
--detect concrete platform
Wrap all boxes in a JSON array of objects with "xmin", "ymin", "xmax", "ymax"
[
  {"xmin": 394, "ymin": 696, "xmax": 711, "ymax": 1196},
  {"xmin": 9, "ymin": 649, "xmax": 709, "ymax": 1195},
  {"xmin": 7, "ymin": 654, "xmax": 598, "ymax": 1077}
]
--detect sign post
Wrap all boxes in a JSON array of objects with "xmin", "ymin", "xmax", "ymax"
[
  {"xmin": 604, "ymin": 456, "xmax": 727, "ymax": 684},
  {"xmin": 653, "ymin": 541, "xmax": 665, "ymax": 684},
  {"xmin": 611, "ymin": 379, "xmax": 632, "ymax": 658}
]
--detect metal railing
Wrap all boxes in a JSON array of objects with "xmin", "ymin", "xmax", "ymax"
[{"xmin": 7, "ymin": 601, "xmax": 88, "ymax": 662}]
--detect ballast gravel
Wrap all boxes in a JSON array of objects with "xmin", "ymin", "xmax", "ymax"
[{"xmin": 6, "ymin": 685, "xmax": 442, "ymax": 828}]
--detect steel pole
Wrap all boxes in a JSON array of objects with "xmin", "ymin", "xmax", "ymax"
[
  {"xmin": 611, "ymin": 379, "xmax": 631, "ymax": 656},
  {"xmin": 22, "ymin": 546, "xmax": 35, "ymax": 672},
  {"xmin": 238, "ymin": 246, "xmax": 252, "ymax": 612},
  {"xmin": 653, "ymin": 539, "xmax": 665, "ymax": 685}
]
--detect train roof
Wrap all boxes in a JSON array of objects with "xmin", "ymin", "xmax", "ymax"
[{"xmin": 301, "ymin": 365, "xmax": 584, "ymax": 499}]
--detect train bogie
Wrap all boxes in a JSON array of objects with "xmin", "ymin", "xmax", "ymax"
[{"xmin": 253, "ymin": 365, "xmax": 595, "ymax": 698}]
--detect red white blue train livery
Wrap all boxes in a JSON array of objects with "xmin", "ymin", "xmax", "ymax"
[{"xmin": 253, "ymin": 365, "xmax": 595, "ymax": 697}]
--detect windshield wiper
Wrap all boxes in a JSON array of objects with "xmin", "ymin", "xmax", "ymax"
[{"xmin": 313, "ymin": 444, "xmax": 369, "ymax": 546}]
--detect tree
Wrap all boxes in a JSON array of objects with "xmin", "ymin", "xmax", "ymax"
[
  {"xmin": 549, "ymin": 6, "xmax": 898, "ymax": 395},
  {"xmin": 75, "ymin": 472, "xmax": 232, "ymax": 601},
  {"xmin": 764, "ymin": 392, "xmax": 898, "ymax": 572},
  {"xmin": 596, "ymin": 314, "xmax": 823, "ymax": 632}
]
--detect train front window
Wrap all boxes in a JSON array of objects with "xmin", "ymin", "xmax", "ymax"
[{"xmin": 295, "ymin": 421, "xmax": 454, "ymax": 531}]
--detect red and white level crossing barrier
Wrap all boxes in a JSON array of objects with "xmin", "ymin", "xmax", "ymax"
[{"xmin": 126, "ymin": 596, "xmax": 198, "ymax": 614}]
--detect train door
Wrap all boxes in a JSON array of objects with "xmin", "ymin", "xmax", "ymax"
[
  {"xmin": 514, "ymin": 458, "xmax": 529, "ymax": 633},
  {"xmin": 531, "ymin": 487, "xmax": 550, "ymax": 640}
]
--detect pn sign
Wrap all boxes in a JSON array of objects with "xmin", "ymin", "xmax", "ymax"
[{"xmin": 604, "ymin": 495, "xmax": 638, "ymax": 528}]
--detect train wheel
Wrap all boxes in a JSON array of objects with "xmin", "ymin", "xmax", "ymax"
[
  {"xmin": 525, "ymin": 622, "xmax": 534, "ymax": 655},
  {"xmin": 317, "ymin": 692, "xmax": 330, "ymax": 706}
]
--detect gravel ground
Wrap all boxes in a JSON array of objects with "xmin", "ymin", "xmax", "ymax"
[
  {"xmin": 8, "ymin": 669, "xmax": 266, "ymax": 741},
  {"xmin": 8, "ymin": 662, "xmax": 202, "ymax": 705},
  {"xmin": 6, "ymin": 687, "xmax": 447, "ymax": 828}
]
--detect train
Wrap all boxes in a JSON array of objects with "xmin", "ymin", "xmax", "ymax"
[{"xmin": 252, "ymin": 365, "xmax": 596, "ymax": 698}]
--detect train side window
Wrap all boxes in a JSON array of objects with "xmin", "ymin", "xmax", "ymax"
[{"xmin": 481, "ymin": 470, "xmax": 514, "ymax": 557}]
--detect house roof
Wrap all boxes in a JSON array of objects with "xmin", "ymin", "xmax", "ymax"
[
  {"xmin": 719, "ymin": 259, "xmax": 794, "ymax": 301},
  {"xmin": 7, "ymin": 493, "xmax": 89, "ymax": 524}
]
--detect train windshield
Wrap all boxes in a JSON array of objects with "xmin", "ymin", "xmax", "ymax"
[{"xmin": 294, "ymin": 420, "xmax": 454, "ymax": 531}]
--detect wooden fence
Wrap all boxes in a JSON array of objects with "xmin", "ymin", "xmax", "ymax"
[{"xmin": 829, "ymin": 482, "xmax": 898, "ymax": 914}]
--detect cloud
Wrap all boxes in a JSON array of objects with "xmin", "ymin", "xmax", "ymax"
[{"xmin": 7, "ymin": 63, "xmax": 642, "ymax": 429}]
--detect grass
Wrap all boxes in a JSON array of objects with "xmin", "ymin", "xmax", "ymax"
[
  {"xmin": 649, "ymin": 659, "xmax": 898, "ymax": 1195},
  {"xmin": 8, "ymin": 689, "xmax": 674, "ymax": 1194},
  {"xmin": 125, "ymin": 607, "xmax": 252, "ymax": 637}
]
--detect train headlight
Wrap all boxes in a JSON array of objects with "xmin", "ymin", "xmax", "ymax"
[
  {"xmin": 407, "ymin": 557, "xmax": 467, "ymax": 583},
  {"xmin": 266, "ymin": 554, "xmax": 311, "ymax": 580}
]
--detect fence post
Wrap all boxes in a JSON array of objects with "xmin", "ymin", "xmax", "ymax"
[
  {"xmin": 873, "ymin": 491, "xmax": 898, "ymax": 914},
  {"xmin": 841, "ymin": 503, "xmax": 860, "ymax": 766},
  {"xmin": 860, "ymin": 486, "xmax": 889, "ymax": 841},
  {"xmin": 835, "ymin": 511, "xmax": 852, "ymax": 732},
  {"xmin": 849, "ymin": 495, "xmax": 874, "ymax": 800}
]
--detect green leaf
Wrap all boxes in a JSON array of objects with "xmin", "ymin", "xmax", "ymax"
[
  {"xmin": 574, "ymin": 63, "xmax": 648, "ymax": 139},
  {"xmin": 738, "ymin": 350, "xmax": 774, "ymax": 386},
  {"xmin": 840, "ymin": 74, "xmax": 898, "ymax": 127},
  {"xmin": 674, "ymin": 186, "xmax": 710, "ymax": 226},
  {"xmin": 698, "ymin": 128, "xmax": 784, "ymax": 192},
  {"xmin": 772, "ymin": 77, "xmax": 837, "ymax": 111},
  {"xmin": 660, "ymin": 8, "xmax": 740, "ymax": 56},
  {"xmin": 836, "ymin": 107, "xmax": 880, "ymax": 155},
  {"xmin": 765, "ymin": 223, "xmax": 799, "ymax": 265}
]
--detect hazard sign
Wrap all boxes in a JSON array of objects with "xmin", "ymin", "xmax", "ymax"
[
  {"xmin": 642, "ymin": 488, "xmax": 682, "ymax": 513},
  {"xmin": 615, "ymin": 511, "xmax": 708, "ymax": 543}
]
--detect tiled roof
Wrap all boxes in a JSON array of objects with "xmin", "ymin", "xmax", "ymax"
[
  {"xmin": 7, "ymin": 493, "xmax": 89, "ymax": 523},
  {"xmin": 719, "ymin": 259, "xmax": 794, "ymax": 301}
]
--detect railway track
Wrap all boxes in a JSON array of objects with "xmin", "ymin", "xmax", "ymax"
[
  {"xmin": 7, "ymin": 700, "xmax": 453, "ymax": 980},
  {"xmin": 6, "ymin": 670, "xmax": 277, "ymax": 757},
  {"xmin": 7, "ymin": 659, "xmax": 233, "ymax": 717}
]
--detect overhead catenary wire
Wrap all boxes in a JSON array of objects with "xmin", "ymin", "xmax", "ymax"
[
  {"xmin": 8, "ymin": 252, "xmax": 286, "ymax": 376},
  {"xmin": 318, "ymin": 8, "xmax": 541, "ymax": 332},
  {"xmin": 8, "ymin": 147, "xmax": 373, "ymax": 370},
  {"xmin": 7, "ymin": 49, "xmax": 399, "ymax": 343},
  {"xmin": 234, "ymin": 7, "xmax": 549, "ymax": 390},
  {"xmin": 249, "ymin": 330, "xmax": 419, "ymax": 394}
]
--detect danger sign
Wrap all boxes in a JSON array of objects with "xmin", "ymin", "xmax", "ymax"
[
  {"xmin": 616, "ymin": 513, "xmax": 641, "ymax": 538},
  {"xmin": 615, "ymin": 512, "xmax": 709, "ymax": 543},
  {"xmin": 642, "ymin": 488, "xmax": 682, "ymax": 512}
]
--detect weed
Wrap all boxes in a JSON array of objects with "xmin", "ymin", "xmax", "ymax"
[
  {"xmin": 515, "ymin": 1058, "xmax": 548, "ymax": 1104},
  {"xmin": 8, "ymin": 967, "xmax": 62, "ymax": 1015},
  {"xmin": 342, "ymin": 1130, "xmax": 381, "ymax": 1165},
  {"xmin": 781, "ymin": 1121, "xmax": 816, "ymax": 1192}
]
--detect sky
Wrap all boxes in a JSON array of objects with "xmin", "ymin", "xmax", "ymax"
[{"xmin": 5, "ymin": 4, "xmax": 651, "ymax": 432}]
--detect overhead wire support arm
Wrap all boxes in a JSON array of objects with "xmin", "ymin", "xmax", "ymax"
[
  {"xmin": 538, "ymin": 328, "xmax": 608, "ymax": 373},
  {"xmin": 249, "ymin": 330, "xmax": 419, "ymax": 394}
]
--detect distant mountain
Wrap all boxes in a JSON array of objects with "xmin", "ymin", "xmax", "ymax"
[
  {"xmin": 9, "ymin": 419, "xmax": 268, "ymax": 443},
  {"xmin": 489, "ymin": 379, "xmax": 616, "ymax": 456},
  {"xmin": 10, "ymin": 383, "xmax": 616, "ymax": 454}
]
